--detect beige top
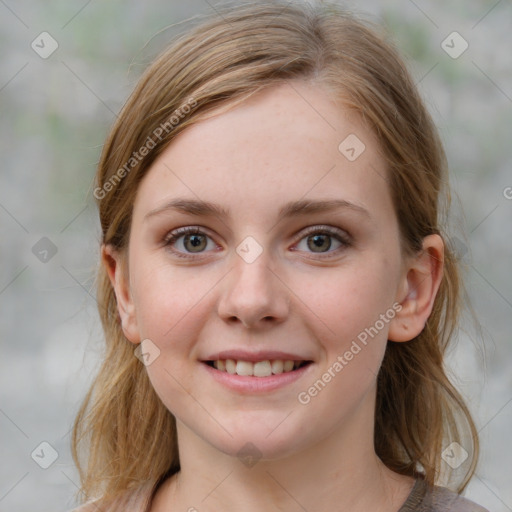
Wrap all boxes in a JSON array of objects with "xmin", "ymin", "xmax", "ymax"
[{"xmin": 70, "ymin": 477, "xmax": 489, "ymax": 512}]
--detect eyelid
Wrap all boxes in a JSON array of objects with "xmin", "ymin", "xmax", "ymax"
[
  {"xmin": 294, "ymin": 224, "xmax": 351, "ymax": 243},
  {"xmin": 163, "ymin": 225, "xmax": 210, "ymax": 243}
]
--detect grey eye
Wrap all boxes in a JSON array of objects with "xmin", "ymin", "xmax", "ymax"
[
  {"xmin": 296, "ymin": 233, "xmax": 343, "ymax": 254},
  {"xmin": 182, "ymin": 233, "xmax": 208, "ymax": 252}
]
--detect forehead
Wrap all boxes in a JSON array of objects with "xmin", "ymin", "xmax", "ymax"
[{"xmin": 133, "ymin": 81, "xmax": 392, "ymax": 225}]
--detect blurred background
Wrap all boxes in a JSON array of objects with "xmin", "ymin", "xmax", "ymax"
[{"xmin": 0, "ymin": 1, "xmax": 510, "ymax": 510}]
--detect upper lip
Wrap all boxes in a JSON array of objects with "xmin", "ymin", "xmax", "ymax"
[{"xmin": 202, "ymin": 350, "xmax": 313, "ymax": 362}]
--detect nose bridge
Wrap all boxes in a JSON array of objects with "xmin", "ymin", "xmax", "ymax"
[{"xmin": 217, "ymin": 245, "xmax": 288, "ymax": 327}]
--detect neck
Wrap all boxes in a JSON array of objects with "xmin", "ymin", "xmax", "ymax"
[{"xmin": 152, "ymin": 391, "xmax": 414, "ymax": 512}]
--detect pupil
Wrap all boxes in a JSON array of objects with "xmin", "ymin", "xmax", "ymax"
[
  {"xmin": 308, "ymin": 234, "xmax": 330, "ymax": 252},
  {"xmin": 186, "ymin": 234, "xmax": 206, "ymax": 251}
]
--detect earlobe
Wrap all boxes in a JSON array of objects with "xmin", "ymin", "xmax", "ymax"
[
  {"xmin": 388, "ymin": 234, "xmax": 444, "ymax": 342},
  {"xmin": 101, "ymin": 244, "xmax": 141, "ymax": 344}
]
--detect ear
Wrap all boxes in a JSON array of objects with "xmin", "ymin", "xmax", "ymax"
[
  {"xmin": 102, "ymin": 244, "xmax": 141, "ymax": 344},
  {"xmin": 388, "ymin": 234, "xmax": 444, "ymax": 342}
]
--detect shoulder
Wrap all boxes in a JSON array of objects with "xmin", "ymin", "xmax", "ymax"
[
  {"xmin": 68, "ymin": 481, "xmax": 156, "ymax": 512},
  {"xmin": 400, "ymin": 478, "xmax": 489, "ymax": 512},
  {"xmin": 428, "ymin": 485, "xmax": 489, "ymax": 512}
]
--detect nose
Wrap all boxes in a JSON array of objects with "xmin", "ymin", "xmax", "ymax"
[{"xmin": 217, "ymin": 251, "xmax": 289, "ymax": 329}]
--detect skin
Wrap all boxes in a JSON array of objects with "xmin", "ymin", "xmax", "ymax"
[{"xmin": 104, "ymin": 81, "xmax": 444, "ymax": 512}]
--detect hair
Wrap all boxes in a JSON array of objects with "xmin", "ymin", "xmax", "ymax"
[{"xmin": 72, "ymin": 0, "xmax": 479, "ymax": 505}]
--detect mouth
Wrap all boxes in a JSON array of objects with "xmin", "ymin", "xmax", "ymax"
[{"xmin": 202, "ymin": 359, "xmax": 313, "ymax": 377}]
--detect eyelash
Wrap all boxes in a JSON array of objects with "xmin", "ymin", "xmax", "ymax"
[{"xmin": 163, "ymin": 225, "xmax": 352, "ymax": 260}]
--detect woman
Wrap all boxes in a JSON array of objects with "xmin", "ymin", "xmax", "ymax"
[{"xmin": 71, "ymin": 2, "xmax": 488, "ymax": 511}]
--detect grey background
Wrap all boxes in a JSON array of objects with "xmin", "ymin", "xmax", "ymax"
[{"xmin": 1, "ymin": 1, "xmax": 511, "ymax": 510}]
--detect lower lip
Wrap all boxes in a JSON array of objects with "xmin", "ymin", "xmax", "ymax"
[{"xmin": 201, "ymin": 362, "xmax": 313, "ymax": 393}]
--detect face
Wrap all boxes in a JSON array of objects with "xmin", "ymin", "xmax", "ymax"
[{"xmin": 109, "ymin": 81, "xmax": 424, "ymax": 461}]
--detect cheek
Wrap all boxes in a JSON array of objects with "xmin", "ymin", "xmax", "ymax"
[
  {"xmin": 305, "ymin": 256, "xmax": 400, "ymax": 342},
  {"xmin": 131, "ymin": 255, "xmax": 217, "ymax": 341},
  {"xmin": 299, "ymin": 257, "xmax": 401, "ymax": 403},
  {"xmin": 130, "ymin": 263, "xmax": 218, "ymax": 409},
  {"xmin": 295, "ymin": 262, "xmax": 399, "ymax": 414}
]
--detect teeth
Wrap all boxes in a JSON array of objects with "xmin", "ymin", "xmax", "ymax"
[
  {"xmin": 283, "ymin": 360, "xmax": 294, "ymax": 372},
  {"xmin": 253, "ymin": 360, "xmax": 272, "ymax": 377},
  {"xmin": 209, "ymin": 359, "xmax": 305, "ymax": 377},
  {"xmin": 271, "ymin": 360, "xmax": 284, "ymax": 374},
  {"xmin": 236, "ymin": 360, "xmax": 253, "ymax": 376},
  {"xmin": 225, "ymin": 359, "xmax": 236, "ymax": 374}
]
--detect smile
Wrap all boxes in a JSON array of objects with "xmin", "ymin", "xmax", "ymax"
[{"xmin": 204, "ymin": 359, "xmax": 312, "ymax": 377}]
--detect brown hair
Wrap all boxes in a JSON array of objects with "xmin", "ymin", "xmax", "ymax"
[{"xmin": 72, "ymin": 0, "xmax": 479, "ymax": 504}]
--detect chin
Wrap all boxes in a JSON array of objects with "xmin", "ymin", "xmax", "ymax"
[{"xmin": 197, "ymin": 417, "xmax": 309, "ymax": 463}]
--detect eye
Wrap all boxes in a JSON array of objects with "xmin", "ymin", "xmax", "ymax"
[
  {"xmin": 163, "ymin": 225, "xmax": 351, "ymax": 260},
  {"xmin": 163, "ymin": 227, "xmax": 217, "ymax": 257},
  {"xmin": 293, "ymin": 226, "xmax": 351, "ymax": 256}
]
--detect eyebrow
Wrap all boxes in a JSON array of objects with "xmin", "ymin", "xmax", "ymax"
[{"xmin": 144, "ymin": 197, "xmax": 371, "ymax": 222}]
